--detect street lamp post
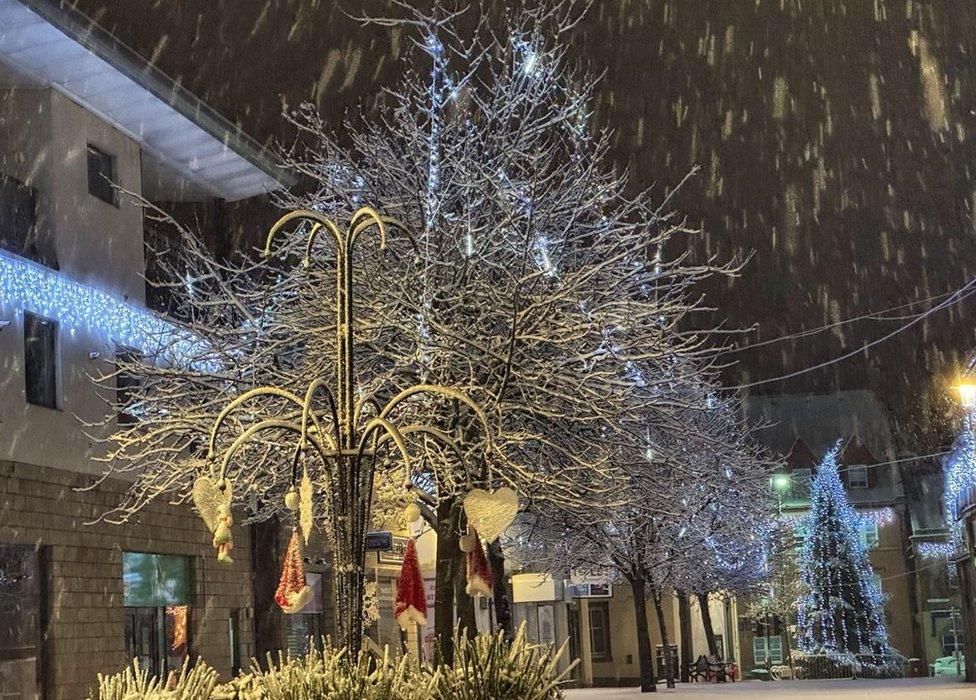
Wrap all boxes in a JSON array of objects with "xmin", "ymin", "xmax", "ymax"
[
  {"xmin": 204, "ymin": 208, "xmax": 490, "ymax": 655},
  {"xmin": 951, "ymin": 379, "xmax": 975, "ymax": 677}
]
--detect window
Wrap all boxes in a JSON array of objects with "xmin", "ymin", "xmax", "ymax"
[
  {"xmin": 87, "ymin": 144, "xmax": 117, "ymax": 206},
  {"xmin": 0, "ymin": 545, "xmax": 41, "ymax": 698},
  {"xmin": 588, "ymin": 601, "xmax": 612, "ymax": 660},
  {"xmin": 791, "ymin": 468, "xmax": 812, "ymax": 499},
  {"xmin": 116, "ymin": 346, "xmax": 141, "ymax": 425},
  {"xmin": 861, "ymin": 522, "xmax": 879, "ymax": 548},
  {"xmin": 24, "ymin": 312, "xmax": 57, "ymax": 408},
  {"xmin": 284, "ymin": 572, "xmax": 324, "ymax": 657},
  {"xmin": 848, "ymin": 465, "xmax": 869, "ymax": 489},
  {"xmin": 123, "ymin": 552, "xmax": 192, "ymax": 678},
  {"xmin": 0, "ymin": 172, "xmax": 36, "ymax": 258},
  {"xmin": 753, "ymin": 634, "xmax": 783, "ymax": 664}
]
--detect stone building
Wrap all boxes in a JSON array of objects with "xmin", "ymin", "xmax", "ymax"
[{"xmin": 0, "ymin": 1, "xmax": 283, "ymax": 696}]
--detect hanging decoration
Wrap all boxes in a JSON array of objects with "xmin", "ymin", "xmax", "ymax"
[
  {"xmin": 191, "ymin": 475, "xmax": 235, "ymax": 564},
  {"xmin": 463, "ymin": 487, "xmax": 519, "ymax": 542},
  {"xmin": 458, "ymin": 526, "xmax": 476, "ymax": 553},
  {"xmin": 299, "ymin": 469, "xmax": 314, "ymax": 545},
  {"xmin": 464, "ymin": 528, "xmax": 493, "ymax": 598},
  {"xmin": 275, "ymin": 528, "xmax": 312, "ymax": 614},
  {"xmin": 394, "ymin": 538, "xmax": 427, "ymax": 629},
  {"xmin": 403, "ymin": 502, "xmax": 421, "ymax": 525}
]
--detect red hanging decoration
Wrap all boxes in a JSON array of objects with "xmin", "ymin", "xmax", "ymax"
[
  {"xmin": 465, "ymin": 528, "xmax": 494, "ymax": 598},
  {"xmin": 275, "ymin": 528, "xmax": 312, "ymax": 614},
  {"xmin": 394, "ymin": 537, "xmax": 427, "ymax": 629}
]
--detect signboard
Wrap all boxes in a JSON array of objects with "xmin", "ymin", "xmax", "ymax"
[
  {"xmin": 364, "ymin": 531, "xmax": 394, "ymax": 552},
  {"xmin": 377, "ymin": 536, "xmax": 409, "ymax": 564},
  {"xmin": 567, "ymin": 582, "xmax": 613, "ymax": 598}
]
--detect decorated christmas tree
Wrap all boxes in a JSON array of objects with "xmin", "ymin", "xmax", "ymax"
[{"xmin": 796, "ymin": 442, "xmax": 890, "ymax": 661}]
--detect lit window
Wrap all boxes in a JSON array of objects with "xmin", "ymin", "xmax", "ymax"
[
  {"xmin": 24, "ymin": 312, "xmax": 57, "ymax": 408},
  {"xmin": 849, "ymin": 465, "xmax": 869, "ymax": 489},
  {"xmin": 87, "ymin": 144, "xmax": 117, "ymax": 206},
  {"xmin": 861, "ymin": 522, "xmax": 879, "ymax": 548}
]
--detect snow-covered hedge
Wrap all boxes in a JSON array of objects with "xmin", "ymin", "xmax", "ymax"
[{"xmin": 88, "ymin": 625, "xmax": 575, "ymax": 700}]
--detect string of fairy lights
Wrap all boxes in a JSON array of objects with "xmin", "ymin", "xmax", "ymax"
[{"xmin": 0, "ymin": 249, "xmax": 204, "ymax": 359}]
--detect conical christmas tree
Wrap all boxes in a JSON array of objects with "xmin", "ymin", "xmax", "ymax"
[{"xmin": 796, "ymin": 441, "xmax": 890, "ymax": 661}]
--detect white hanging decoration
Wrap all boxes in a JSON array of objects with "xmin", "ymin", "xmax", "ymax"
[
  {"xmin": 463, "ymin": 487, "xmax": 519, "ymax": 542},
  {"xmin": 299, "ymin": 469, "xmax": 314, "ymax": 546},
  {"xmin": 192, "ymin": 475, "xmax": 234, "ymax": 564}
]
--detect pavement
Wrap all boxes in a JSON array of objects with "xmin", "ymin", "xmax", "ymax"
[{"xmin": 563, "ymin": 676, "xmax": 973, "ymax": 699}]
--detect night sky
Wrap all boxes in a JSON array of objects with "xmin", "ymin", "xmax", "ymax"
[{"xmin": 64, "ymin": 0, "xmax": 976, "ymax": 453}]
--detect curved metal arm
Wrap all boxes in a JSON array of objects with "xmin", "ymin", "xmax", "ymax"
[
  {"xmin": 357, "ymin": 416, "xmax": 413, "ymax": 475},
  {"xmin": 301, "ymin": 377, "xmax": 342, "ymax": 450},
  {"xmin": 217, "ymin": 418, "xmax": 336, "ymax": 482},
  {"xmin": 377, "ymin": 384, "xmax": 493, "ymax": 444},
  {"xmin": 262, "ymin": 209, "xmax": 343, "ymax": 258},
  {"xmin": 208, "ymin": 386, "xmax": 308, "ymax": 456}
]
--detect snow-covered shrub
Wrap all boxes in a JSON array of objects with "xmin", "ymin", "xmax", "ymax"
[
  {"xmin": 91, "ymin": 626, "xmax": 573, "ymax": 699},
  {"xmin": 88, "ymin": 657, "xmax": 220, "ymax": 700},
  {"xmin": 427, "ymin": 626, "xmax": 575, "ymax": 700}
]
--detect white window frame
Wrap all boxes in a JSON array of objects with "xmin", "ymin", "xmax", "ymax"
[
  {"xmin": 861, "ymin": 522, "xmax": 879, "ymax": 548},
  {"xmin": 848, "ymin": 465, "xmax": 869, "ymax": 489}
]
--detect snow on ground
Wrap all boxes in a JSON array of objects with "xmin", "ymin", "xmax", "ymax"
[{"xmin": 564, "ymin": 677, "xmax": 973, "ymax": 699}]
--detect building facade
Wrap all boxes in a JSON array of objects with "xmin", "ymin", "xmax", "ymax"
[
  {"xmin": 0, "ymin": 1, "xmax": 282, "ymax": 697},
  {"xmin": 741, "ymin": 391, "xmax": 956, "ymax": 674}
]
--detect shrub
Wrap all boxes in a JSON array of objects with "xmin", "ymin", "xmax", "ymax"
[
  {"xmin": 90, "ymin": 624, "xmax": 574, "ymax": 700},
  {"xmin": 89, "ymin": 657, "xmax": 220, "ymax": 700}
]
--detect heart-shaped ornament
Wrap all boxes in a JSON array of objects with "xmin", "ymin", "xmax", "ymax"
[
  {"xmin": 192, "ymin": 475, "xmax": 231, "ymax": 533},
  {"xmin": 463, "ymin": 487, "xmax": 519, "ymax": 542}
]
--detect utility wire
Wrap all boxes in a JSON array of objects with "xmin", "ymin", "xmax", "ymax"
[{"xmin": 728, "ymin": 278, "xmax": 976, "ymax": 391}]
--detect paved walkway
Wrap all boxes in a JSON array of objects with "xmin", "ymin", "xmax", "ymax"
[{"xmin": 563, "ymin": 676, "xmax": 972, "ymax": 699}]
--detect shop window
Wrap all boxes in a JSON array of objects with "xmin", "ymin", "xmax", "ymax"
[
  {"xmin": 588, "ymin": 601, "xmax": 612, "ymax": 660},
  {"xmin": 284, "ymin": 572, "xmax": 324, "ymax": 657},
  {"xmin": 123, "ymin": 552, "xmax": 192, "ymax": 678},
  {"xmin": 848, "ymin": 465, "xmax": 869, "ymax": 489},
  {"xmin": 87, "ymin": 144, "xmax": 117, "ymax": 206},
  {"xmin": 24, "ymin": 312, "xmax": 57, "ymax": 408},
  {"xmin": 0, "ymin": 545, "xmax": 41, "ymax": 698}
]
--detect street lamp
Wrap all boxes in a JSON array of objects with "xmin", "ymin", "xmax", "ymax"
[
  {"xmin": 956, "ymin": 381, "xmax": 976, "ymax": 410},
  {"xmin": 771, "ymin": 473, "xmax": 792, "ymax": 494},
  {"xmin": 204, "ymin": 208, "xmax": 490, "ymax": 655}
]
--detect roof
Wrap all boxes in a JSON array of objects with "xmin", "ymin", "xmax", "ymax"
[{"xmin": 0, "ymin": 0, "xmax": 292, "ymax": 201}]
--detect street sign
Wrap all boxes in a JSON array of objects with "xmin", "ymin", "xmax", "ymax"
[{"xmin": 364, "ymin": 531, "xmax": 393, "ymax": 552}]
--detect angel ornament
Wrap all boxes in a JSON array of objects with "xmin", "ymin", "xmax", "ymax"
[{"xmin": 192, "ymin": 476, "xmax": 235, "ymax": 564}]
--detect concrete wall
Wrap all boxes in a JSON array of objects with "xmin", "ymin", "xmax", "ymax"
[
  {"xmin": 0, "ymin": 459, "xmax": 255, "ymax": 700},
  {"xmin": 0, "ymin": 87, "xmax": 152, "ymax": 477}
]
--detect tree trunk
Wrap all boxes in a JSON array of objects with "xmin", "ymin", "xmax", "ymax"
[
  {"xmin": 652, "ymin": 588, "xmax": 675, "ymax": 689},
  {"xmin": 697, "ymin": 592, "xmax": 719, "ymax": 657},
  {"xmin": 454, "ymin": 545, "xmax": 478, "ymax": 638},
  {"xmin": 678, "ymin": 591, "xmax": 692, "ymax": 682},
  {"xmin": 487, "ymin": 539, "xmax": 513, "ymax": 639},
  {"xmin": 434, "ymin": 497, "xmax": 461, "ymax": 663},
  {"xmin": 628, "ymin": 574, "xmax": 658, "ymax": 692}
]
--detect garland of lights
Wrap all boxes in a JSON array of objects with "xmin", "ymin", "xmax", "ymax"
[
  {"xmin": 0, "ymin": 250, "xmax": 201, "ymax": 358},
  {"xmin": 796, "ymin": 442, "xmax": 891, "ymax": 663}
]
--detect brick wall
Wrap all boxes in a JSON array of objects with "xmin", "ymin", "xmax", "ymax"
[{"xmin": 0, "ymin": 459, "xmax": 255, "ymax": 699}]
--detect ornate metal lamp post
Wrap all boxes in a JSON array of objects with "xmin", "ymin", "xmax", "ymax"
[{"xmin": 204, "ymin": 207, "xmax": 488, "ymax": 654}]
